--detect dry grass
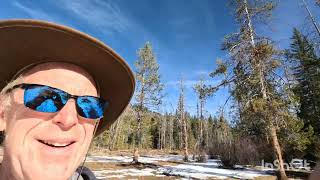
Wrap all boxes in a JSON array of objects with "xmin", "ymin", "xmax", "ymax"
[
  {"xmin": 84, "ymin": 161, "xmax": 178, "ymax": 180},
  {"xmin": 84, "ymin": 162, "xmax": 120, "ymax": 171},
  {"xmin": 88, "ymin": 148, "xmax": 183, "ymax": 157},
  {"xmin": 254, "ymin": 176, "xmax": 277, "ymax": 180},
  {"xmin": 84, "ymin": 161, "xmax": 160, "ymax": 171}
]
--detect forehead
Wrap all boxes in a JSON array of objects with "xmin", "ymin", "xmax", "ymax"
[{"xmin": 21, "ymin": 62, "xmax": 98, "ymax": 96}]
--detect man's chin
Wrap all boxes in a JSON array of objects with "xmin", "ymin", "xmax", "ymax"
[
  {"xmin": 24, "ymin": 138, "xmax": 88, "ymax": 180},
  {"xmin": 28, "ymin": 144, "xmax": 80, "ymax": 180},
  {"xmin": 26, "ymin": 163, "xmax": 76, "ymax": 180}
]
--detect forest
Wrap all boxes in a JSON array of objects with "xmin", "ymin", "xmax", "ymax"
[{"xmin": 91, "ymin": 0, "xmax": 320, "ymax": 179}]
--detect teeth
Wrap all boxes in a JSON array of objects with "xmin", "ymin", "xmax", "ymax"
[
  {"xmin": 40, "ymin": 140, "xmax": 73, "ymax": 147},
  {"xmin": 45, "ymin": 141, "xmax": 69, "ymax": 147}
]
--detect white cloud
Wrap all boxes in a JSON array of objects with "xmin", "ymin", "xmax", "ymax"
[
  {"xmin": 13, "ymin": 1, "xmax": 55, "ymax": 21},
  {"xmin": 57, "ymin": 0, "xmax": 133, "ymax": 34},
  {"xmin": 13, "ymin": 0, "xmax": 134, "ymax": 35}
]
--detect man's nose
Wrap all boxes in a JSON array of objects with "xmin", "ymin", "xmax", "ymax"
[{"xmin": 52, "ymin": 100, "xmax": 78, "ymax": 130}]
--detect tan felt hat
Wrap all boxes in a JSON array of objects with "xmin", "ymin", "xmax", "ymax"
[{"xmin": 0, "ymin": 19, "xmax": 135, "ymax": 136}]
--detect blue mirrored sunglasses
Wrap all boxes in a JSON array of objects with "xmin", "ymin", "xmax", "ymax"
[{"xmin": 6, "ymin": 83, "xmax": 108, "ymax": 119}]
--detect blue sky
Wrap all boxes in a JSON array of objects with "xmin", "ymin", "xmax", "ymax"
[{"xmin": 1, "ymin": 0, "xmax": 319, "ymax": 117}]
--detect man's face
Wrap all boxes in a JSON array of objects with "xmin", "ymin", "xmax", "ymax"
[{"xmin": 0, "ymin": 63, "xmax": 98, "ymax": 180}]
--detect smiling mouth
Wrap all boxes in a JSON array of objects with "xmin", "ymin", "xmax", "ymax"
[{"xmin": 38, "ymin": 140, "xmax": 76, "ymax": 148}]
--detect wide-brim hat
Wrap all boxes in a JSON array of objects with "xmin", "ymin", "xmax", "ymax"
[{"xmin": 0, "ymin": 19, "xmax": 135, "ymax": 136}]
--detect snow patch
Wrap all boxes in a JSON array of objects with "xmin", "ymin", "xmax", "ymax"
[
  {"xmin": 88, "ymin": 155, "xmax": 272, "ymax": 179},
  {"xmin": 93, "ymin": 168, "xmax": 157, "ymax": 179},
  {"xmin": 159, "ymin": 163, "xmax": 270, "ymax": 179}
]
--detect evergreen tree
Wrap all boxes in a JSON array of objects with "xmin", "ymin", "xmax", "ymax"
[
  {"xmin": 194, "ymin": 78, "xmax": 211, "ymax": 161},
  {"xmin": 133, "ymin": 41, "xmax": 163, "ymax": 163},
  {"xmin": 214, "ymin": 115, "xmax": 233, "ymax": 166},
  {"xmin": 177, "ymin": 78, "xmax": 189, "ymax": 161},
  {"xmin": 288, "ymin": 28, "xmax": 320, "ymax": 160},
  {"xmin": 209, "ymin": 0, "xmax": 289, "ymax": 178}
]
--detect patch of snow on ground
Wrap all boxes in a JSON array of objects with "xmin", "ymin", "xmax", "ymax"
[
  {"xmin": 87, "ymin": 155, "xmax": 132, "ymax": 163},
  {"xmin": 94, "ymin": 168, "xmax": 157, "ymax": 179},
  {"xmin": 159, "ymin": 163, "xmax": 270, "ymax": 179},
  {"xmin": 189, "ymin": 159, "xmax": 222, "ymax": 167},
  {"xmin": 89, "ymin": 155, "xmax": 272, "ymax": 179}
]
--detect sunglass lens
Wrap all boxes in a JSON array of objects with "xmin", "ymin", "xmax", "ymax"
[
  {"xmin": 24, "ymin": 85, "xmax": 68, "ymax": 113},
  {"xmin": 76, "ymin": 96, "xmax": 106, "ymax": 119}
]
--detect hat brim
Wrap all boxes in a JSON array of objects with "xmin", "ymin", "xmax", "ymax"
[{"xmin": 0, "ymin": 19, "xmax": 135, "ymax": 136}]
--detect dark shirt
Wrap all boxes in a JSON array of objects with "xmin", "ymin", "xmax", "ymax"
[{"xmin": 70, "ymin": 166, "xmax": 97, "ymax": 180}]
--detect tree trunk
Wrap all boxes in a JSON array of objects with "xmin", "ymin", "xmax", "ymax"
[
  {"xmin": 162, "ymin": 118, "xmax": 166, "ymax": 149},
  {"xmin": 270, "ymin": 126, "xmax": 287, "ymax": 180},
  {"xmin": 258, "ymin": 62, "xmax": 287, "ymax": 179},
  {"xmin": 179, "ymin": 117, "xmax": 183, "ymax": 149},
  {"xmin": 257, "ymin": 54, "xmax": 287, "ymax": 179},
  {"xmin": 182, "ymin": 115, "xmax": 189, "ymax": 161},
  {"xmin": 158, "ymin": 119, "xmax": 161, "ymax": 149},
  {"xmin": 133, "ymin": 147, "xmax": 139, "ymax": 164},
  {"xmin": 243, "ymin": 0, "xmax": 287, "ymax": 178},
  {"xmin": 243, "ymin": 0, "xmax": 255, "ymax": 47},
  {"xmin": 200, "ymin": 100, "xmax": 204, "ymax": 148},
  {"xmin": 133, "ymin": 111, "xmax": 142, "ymax": 163},
  {"xmin": 169, "ymin": 116, "xmax": 173, "ymax": 150},
  {"xmin": 205, "ymin": 120, "xmax": 209, "ymax": 150},
  {"xmin": 302, "ymin": 0, "xmax": 320, "ymax": 37},
  {"xmin": 109, "ymin": 118, "xmax": 121, "ymax": 150}
]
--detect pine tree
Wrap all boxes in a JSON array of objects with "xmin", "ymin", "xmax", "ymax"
[
  {"xmin": 210, "ymin": 0, "xmax": 289, "ymax": 178},
  {"xmin": 194, "ymin": 78, "xmax": 211, "ymax": 161},
  {"xmin": 288, "ymin": 28, "xmax": 320, "ymax": 160},
  {"xmin": 133, "ymin": 41, "xmax": 163, "ymax": 163},
  {"xmin": 177, "ymin": 78, "xmax": 189, "ymax": 161},
  {"xmin": 214, "ymin": 114, "xmax": 234, "ymax": 167}
]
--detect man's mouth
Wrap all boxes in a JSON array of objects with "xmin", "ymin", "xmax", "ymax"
[{"xmin": 38, "ymin": 140, "xmax": 76, "ymax": 148}]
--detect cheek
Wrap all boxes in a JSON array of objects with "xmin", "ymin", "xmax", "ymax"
[
  {"xmin": 3, "ymin": 117, "xmax": 42, "ymax": 178},
  {"xmin": 78, "ymin": 121, "xmax": 96, "ymax": 155},
  {"xmin": 70, "ymin": 122, "xmax": 96, "ymax": 169},
  {"xmin": 81, "ymin": 121, "xmax": 96, "ymax": 143},
  {"xmin": 4, "ymin": 106, "xmax": 48, "ymax": 142},
  {"xmin": 5, "ymin": 117, "xmax": 42, "ymax": 151}
]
